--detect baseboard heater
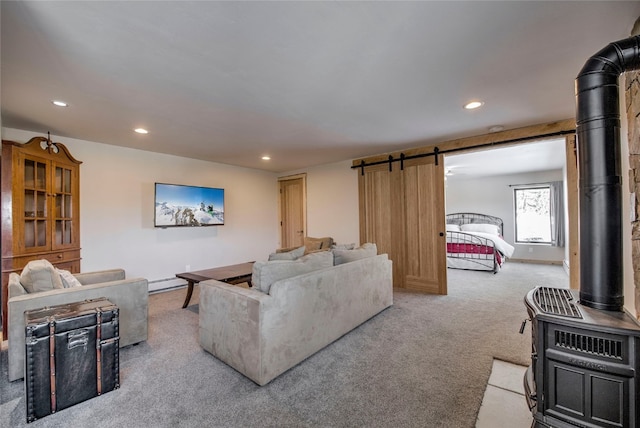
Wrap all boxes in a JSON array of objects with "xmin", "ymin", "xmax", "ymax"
[{"xmin": 148, "ymin": 277, "xmax": 186, "ymax": 293}]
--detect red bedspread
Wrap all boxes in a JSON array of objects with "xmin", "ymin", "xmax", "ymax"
[{"xmin": 447, "ymin": 243, "xmax": 503, "ymax": 265}]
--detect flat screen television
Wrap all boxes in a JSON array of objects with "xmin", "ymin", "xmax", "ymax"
[{"xmin": 154, "ymin": 183, "xmax": 224, "ymax": 227}]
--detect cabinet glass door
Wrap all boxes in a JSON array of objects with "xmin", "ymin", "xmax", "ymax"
[
  {"xmin": 54, "ymin": 165, "xmax": 74, "ymax": 247},
  {"xmin": 23, "ymin": 158, "xmax": 48, "ymax": 248}
]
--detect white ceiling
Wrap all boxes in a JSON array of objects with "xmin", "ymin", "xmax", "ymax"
[
  {"xmin": 2, "ymin": 1, "xmax": 639, "ymax": 173},
  {"xmin": 444, "ymin": 138, "xmax": 566, "ymax": 179}
]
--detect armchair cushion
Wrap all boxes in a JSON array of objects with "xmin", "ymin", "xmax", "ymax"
[
  {"xmin": 20, "ymin": 259, "xmax": 64, "ymax": 293},
  {"xmin": 57, "ymin": 269, "xmax": 83, "ymax": 288}
]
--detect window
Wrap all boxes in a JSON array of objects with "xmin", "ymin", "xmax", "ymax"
[{"xmin": 514, "ymin": 186, "xmax": 551, "ymax": 244}]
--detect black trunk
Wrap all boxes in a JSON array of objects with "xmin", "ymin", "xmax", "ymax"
[{"xmin": 24, "ymin": 298, "xmax": 120, "ymax": 423}]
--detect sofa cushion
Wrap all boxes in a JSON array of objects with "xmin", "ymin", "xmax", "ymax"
[
  {"xmin": 57, "ymin": 269, "xmax": 83, "ymax": 288},
  {"xmin": 252, "ymin": 251, "xmax": 334, "ymax": 294},
  {"xmin": 332, "ymin": 243, "xmax": 378, "ymax": 265},
  {"xmin": 20, "ymin": 259, "xmax": 64, "ymax": 293},
  {"xmin": 268, "ymin": 246, "xmax": 305, "ymax": 261},
  {"xmin": 331, "ymin": 243, "xmax": 356, "ymax": 250}
]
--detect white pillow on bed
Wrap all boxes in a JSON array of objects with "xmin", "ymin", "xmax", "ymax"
[
  {"xmin": 446, "ymin": 224, "xmax": 461, "ymax": 232},
  {"xmin": 460, "ymin": 223, "xmax": 500, "ymax": 235}
]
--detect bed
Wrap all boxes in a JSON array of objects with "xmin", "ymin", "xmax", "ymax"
[{"xmin": 445, "ymin": 213, "xmax": 515, "ymax": 273}]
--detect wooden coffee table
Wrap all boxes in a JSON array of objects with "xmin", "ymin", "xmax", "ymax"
[{"xmin": 175, "ymin": 261, "xmax": 254, "ymax": 308}]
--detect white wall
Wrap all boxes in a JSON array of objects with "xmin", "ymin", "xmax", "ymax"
[
  {"xmin": 282, "ymin": 160, "xmax": 360, "ymax": 247},
  {"xmin": 445, "ymin": 169, "xmax": 566, "ymax": 262},
  {"xmin": 2, "ymin": 128, "xmax": 280, "ymax": 291},
  {"xmin": 2, "ymin": 128, "xmax": 362, "ymax": 292}
]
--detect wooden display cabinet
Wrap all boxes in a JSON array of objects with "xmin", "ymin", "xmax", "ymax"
[{"xmin": 1, "ymin": 136, "xmax": 82, "ymax": 331}]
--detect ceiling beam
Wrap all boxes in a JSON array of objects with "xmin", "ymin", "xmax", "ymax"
[{"xmin": 352, "ymin": 118, "xmax": 576, "ymax": 167}]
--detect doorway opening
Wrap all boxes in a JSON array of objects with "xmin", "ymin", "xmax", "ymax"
[
  {"xmin": 443, "ymin": 138, "xmax": 572, "ymax": 276},
  {"xmin": 278, "ymin": 174, "xmax": 307, "ymax": 249}
]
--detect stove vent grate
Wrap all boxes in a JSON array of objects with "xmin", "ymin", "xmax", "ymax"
[
  {"xmin": 555, "ymin": 330, "xmax": 623, "ymax": 360},
  {"xmin": 533, "ymin": 287, "xmax": 583, "ymax": 319}
]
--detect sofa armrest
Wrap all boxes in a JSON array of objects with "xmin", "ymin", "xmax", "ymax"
[
  {"xmin": 8, "ymin": 277, "xmax": 148, "ymax": 382},
  {"xmin": 199, "ymin": 280, "xmax": 271, "ymax": 385},
  {"xmin": 74, "ymin": 269, "xmax": 126, "ymax": 285}
]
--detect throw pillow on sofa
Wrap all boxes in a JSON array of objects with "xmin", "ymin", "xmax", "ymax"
[
  {"xmin": 303, "ymin": 236, "xmax": 333, "ymax": 253},
  {"xmin": 332, "ymin": 243, "xmax": 378, "ymax": 265},
  {"xmin": 268, "ymin": 246, "xmax": 306, "ymax": 261},
  {"xmin": 57, "ymin": 269, "xmax": 83, "ymax": 288},
  {"xmin": 20, "ymin": 259, "xmax": 64, "ymax": 293},
  {"xmin": 252, "ymin": 251, "xmax": 333, "ymax": 294}
]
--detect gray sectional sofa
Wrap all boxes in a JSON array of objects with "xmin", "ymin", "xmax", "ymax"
[
  {"xmin": 8, "ymin": 268, "xmax": 148, "ymax": 382},
  {"xmin": 199, "ymin": 251, "xmax": 393, "ymax": 386}
]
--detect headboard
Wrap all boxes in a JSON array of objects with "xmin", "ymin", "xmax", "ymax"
[{"xmin": 445, "ymin": 212, "xmax": 504, "ymax": 235}]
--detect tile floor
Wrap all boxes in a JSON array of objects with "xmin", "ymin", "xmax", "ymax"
[{"xmin": 476, "ymin": 359, "xmax": 533, "ymax": 428}]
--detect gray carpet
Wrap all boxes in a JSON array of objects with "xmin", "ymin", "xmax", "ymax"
[{"xmin": 0, "ymin": 262, "xmax": 568, "ymax": 427}]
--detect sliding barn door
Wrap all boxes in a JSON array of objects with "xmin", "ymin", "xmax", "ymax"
[
  {"xmin": 402, "ymin": 158, "xmax": 447, "ymax": 294},
  {"xmin": 358, "ymin": 157, "xmax": 447, "ymax": 294},
  {"xmin": 358, "ymin": 164, "xmax": 405, "ymax": 287}
]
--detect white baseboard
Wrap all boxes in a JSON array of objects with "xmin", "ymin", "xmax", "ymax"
[
  {"xmin": 148, "ymin": 277, "xmax": 186, "ymax": 292},
  {"xmin": 509, "ymin": 258, "xmax": 563, "ymax": 266}
]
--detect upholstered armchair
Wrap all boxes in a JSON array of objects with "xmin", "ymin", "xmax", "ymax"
[{"xmin": 7, "ymin": 265, "xmax": 148, "ymax": 381}]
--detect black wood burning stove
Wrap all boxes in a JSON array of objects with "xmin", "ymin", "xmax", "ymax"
[
  {"xmin": 524, "ymin": 287, "xmax": 640, "ymax": 427},
  {"xmin": 523, "ymin": 35, "xmax": 640, "ymax": 428}
]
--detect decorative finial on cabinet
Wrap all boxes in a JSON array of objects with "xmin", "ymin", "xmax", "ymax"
[{"xmin": 42, "ymin": 131, "xmax": 60, "ymax": 154}]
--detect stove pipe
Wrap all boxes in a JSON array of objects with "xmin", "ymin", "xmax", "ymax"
[{"xmin": 576, "ymin": 35, "xmax": 640, "ymax": 311}]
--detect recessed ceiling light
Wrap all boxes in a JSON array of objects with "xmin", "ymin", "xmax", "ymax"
[
  {"xmin": 52, "ymin": 100, "xmax": 68, "ymax": 107},
  {"xmin": 464, "ymin": 101, "xmax": 484, "ymax": 110},
  {"xmin": 134, "ymin": 128, "xmax": 149, "ymax": 134},
  {"xmin": 261, "ymin": 156, "xmax": 271, "ymax": 161}
]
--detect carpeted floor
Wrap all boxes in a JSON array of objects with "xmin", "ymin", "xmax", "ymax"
[{"xmin": 0, "ymin": 262, "xmax": 568, "ymax": 427}]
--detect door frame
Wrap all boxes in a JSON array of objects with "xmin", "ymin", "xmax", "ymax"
[
  {"xmin": 278, "ymin": 173, "xmax": 307, "ymax": 248},
  {"xmin": 442, "ymin": 134, "xmax": 578, "ymax": 288}
]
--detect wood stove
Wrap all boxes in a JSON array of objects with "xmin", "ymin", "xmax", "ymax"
[
  {"xmin": 524, "ymin": 287, "xmax": 640, "ymax": 427},
  {"xmin": 524, "ymin": 35, "xmax": 640, "ymax": 428}
]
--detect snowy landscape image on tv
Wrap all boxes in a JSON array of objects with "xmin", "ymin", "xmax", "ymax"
[{"xmin": 154, "ymin": 183, "xmax": 224, "ymax": 227}]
